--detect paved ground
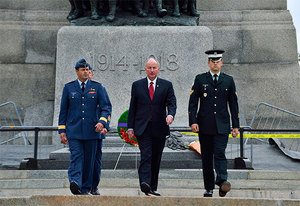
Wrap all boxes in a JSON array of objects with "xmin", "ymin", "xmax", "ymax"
[{"xmin": 0, "ymin": 135, "xmax": 299, "ymax": 171}]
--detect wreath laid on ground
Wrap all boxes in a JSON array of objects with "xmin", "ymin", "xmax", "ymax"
[{"xmin": 117, "ymin": 110, "xmax": 138, "ymax": 146}]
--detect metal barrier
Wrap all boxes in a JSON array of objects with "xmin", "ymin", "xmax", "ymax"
[
  {"xmin": 247, "ymin": 102, "xmax": 300, "ymax": 160},
  {"xmin": 239, "ymin": 128, "xmax": 300, "ymax": 162},
  {"xmin": 0, "ymin": 126, "xmax": 299, "ymax": 169},
  {"xmin": 249, "ymin": 102, "xmax": 300, "ymax": 140},
  {"xmin": 0, "ymin": 126, "xmax": 58, "ymax": 169},
  {"xmin": 0, "ymin": 101, "xmax": 29, "ymax": 145}
]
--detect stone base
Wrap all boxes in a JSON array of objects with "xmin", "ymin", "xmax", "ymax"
[
  {"xmin": 71, "ymin": 11, "xmax": 199, "ymax": 26},
  {"xmin": 27, "ymin": 147, "xmax": 242, "ymax": 170}
]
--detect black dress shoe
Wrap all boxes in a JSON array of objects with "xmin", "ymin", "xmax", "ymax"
[
  {"xmin": 91, "ymin": 188, "xmax": 100, "ymax": 195},
  {"xmin": 219, "ymin": 181, "xmax": 231, "ymax": 197},
  {"xmin": 148, "ymin": 190, "xmax": 161, "ymax": 196},
  {"xmin": 140, "ymin": 182, "xmax": 151, "ymax": 194},
  {"xmin": 80, "ymin": 192, "xmax": 92, "ymax": 195},
  {"xmin": 70, "ymin": 181, "xmax": 81, "ymax": 195},
  {"xmin": 203, "ymin": 190, "xmax": 213, "ymax": 197}
]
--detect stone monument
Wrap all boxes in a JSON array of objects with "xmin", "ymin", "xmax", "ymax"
[
  {"xmin": 53, "ymin": 26, "xmax": 213, "ymax": 144},
  {"xmin": 0, "ymin": 0, "xmax": 299, "ymax": 145}
]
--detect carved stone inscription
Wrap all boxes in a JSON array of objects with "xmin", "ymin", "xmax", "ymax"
[
  {"xmin": 53, "ymin": 26, "xmax": 212, "ymax": 139},
  {"xmin": 85, "ymin": 52, "xmax": 180, "ymax": 73}
]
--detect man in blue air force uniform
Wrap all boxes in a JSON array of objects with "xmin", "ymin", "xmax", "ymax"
[
  {"xmin": 58, "ymin": 59, "xmax": 112, "ymax": 195},
  {"xmin": 86, "ymin": 63, "xmax": 111, "ymax": 195},
  {"xmin": 188, "ymin": 50, "xmax": 240, "ymax": 197}
]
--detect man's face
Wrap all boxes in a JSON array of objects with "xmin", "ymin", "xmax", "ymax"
[
  {"xmin": 88, "ymin": 70, "xmax": 94, "ymax": 80},
  {"xmin": 208, "ymin": 59, "xmax": 223, "ymax": 73},
  {"xmin": 76, "ymin": 67, "xmax": 89, "ymax": 81},
  {"xmin": 145, "ymin": 60, "xmax": 160, "ymax": 81}
]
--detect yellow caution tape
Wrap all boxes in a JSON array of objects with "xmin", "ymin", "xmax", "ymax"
[{"xmin": 181, "ymin": 132, "xmax": 300, "ymax": 138}]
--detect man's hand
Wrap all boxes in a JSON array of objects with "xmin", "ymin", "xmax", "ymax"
[
  {"xmin": 191, "ymin": 124, "xmax": 199, "ymax": 133},
  {"xmin": 101, "ymin": 128, "xmax": 108, "ymax": 135},
  {"xmin": 60, "ymin": 133, "xmax": 68, "ymax": 145},
  {"xmin": 128, "ymin": 130, "xmax": 135, "ymax": 139},
  {"xmin": 166, "ymin": 115, "xmax": 173, "ymax": 125},
  {"xmin": 232, "ymin": 128, "xmax": 239, "ymax": 138},
  {"xmin": 95, "ymin": 123, "xmax": 104, "ymax": 132}
]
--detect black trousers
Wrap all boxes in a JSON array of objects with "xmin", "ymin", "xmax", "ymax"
[
  {"xmin": 136, "ymin": 121, "xmax": 166, "ymax": 191},
  {"xmin": 199, "ymin": 133, "xmax": 229, "ymax": 190}
]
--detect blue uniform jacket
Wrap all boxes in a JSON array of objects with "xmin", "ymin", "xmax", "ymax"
[{"xmin": 58, "ymin": 79, "xmax": 112, "ymax": 140}]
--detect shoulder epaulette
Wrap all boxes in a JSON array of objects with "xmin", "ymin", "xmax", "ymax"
[{"xmin": 66, "ymin": 80, "xmax": 75, "ymax": 85}]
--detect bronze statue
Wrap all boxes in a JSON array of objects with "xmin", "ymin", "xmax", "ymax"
[
  {"xmin": 67, "ymin": 0, "xmax": 91, "ymax": 20},
  {"xmin": 106, "ymin": 0, "xmax": 117, "ymax": 22},
  {"xmin": 66, "ymin": 0, "xmax": 199, "ymax": 22},
  {"xmin": 67, "ymin": 0, "xmax": 84, "ymax": 20},
  {"xmin": 155, "ymin": 0, "xmax": 168, "ymax": 17},
  {"xmin": 172, "ymin": 0, "xmax": 180, "ymax": 17},
  {"xmin": 181, "ymin": 0, "xmax": 199, "ymax": 16},
  {"xmin": 90, "ymin": 0, "xmax": 100, "ymax": 20}
]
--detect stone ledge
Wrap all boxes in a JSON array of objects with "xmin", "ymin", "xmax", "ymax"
[
  {"xmin": 0, "ymin": 9, "xmax": 69, "ymax": 24},
  {"xmin": 0, "ymin": 195, "xmax": 299, "ymax": 206},
  {"xmin": 197, "ymin": 0, "xmax": 287, "ymax": 11},
  {"xmin": 0, "ymin": 0, "xmax": 287, "ymax": 11},
  {"xmin": 0, "ymin": 188, "xmax": 300, "ymax": 199},
  {"xmin": 0, "ymin": 0, "xmax": 69, "ymax": 11}
]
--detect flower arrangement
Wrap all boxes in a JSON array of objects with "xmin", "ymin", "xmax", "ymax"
[{"xmin": 117, "ymin": 110, "xmax": 138, "ymax": 146}]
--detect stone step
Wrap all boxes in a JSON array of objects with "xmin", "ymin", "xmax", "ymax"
[
  {"xmin": 0, "ymin": 188, "xmax": 299, "ymax": 199},
  {"xmin": 1, "ymin": 169, "xmax": 299, "ymax": 180},
  {"xmin": 0, "ymin": 176, "xmax": 299, "ymax": 191},
  {"xmin": 0, "ymin": 195, "xmax": 299, "ymax": 206}
]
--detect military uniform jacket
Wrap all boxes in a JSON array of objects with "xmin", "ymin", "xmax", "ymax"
[
  {"xmin": 128, "ymin": 77, "xmax": 177, "ymax": 137},
  {"xmin": 58, "ymin": 79, "xmax": 112, "ymax": 140},
  {"xmin": 188, "ymin": 72, "xmax": 239, "ymax": 135}
]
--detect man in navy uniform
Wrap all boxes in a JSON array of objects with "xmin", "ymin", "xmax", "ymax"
[
  {"xmin": 188, "ymin": 50, "xmax": 239, "ymax": 197},
  {"xmin": 86, "ymin": 63, "xmax": 111, "ymax": 195},
  {"xmin": 58, "ymin": 59, "xmax": 112, "ymax": 195},
  {"xmin": 128, "ymin": 58, "xmax": 177, "ymax": 196}
]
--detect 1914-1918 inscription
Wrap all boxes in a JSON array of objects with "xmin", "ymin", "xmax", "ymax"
[{"xmin": 87, "ymin": 53, "xmax": 180, "ymax": 73}]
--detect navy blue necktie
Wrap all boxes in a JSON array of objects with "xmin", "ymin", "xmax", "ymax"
[{"xmin": 81, "ymin": 82, "xmax": 85, "ymax": 92}]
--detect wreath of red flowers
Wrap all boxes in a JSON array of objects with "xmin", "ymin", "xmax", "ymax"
[{"xmin": 117, "ymin": 110, "xmax": 138, "ymax": 146}]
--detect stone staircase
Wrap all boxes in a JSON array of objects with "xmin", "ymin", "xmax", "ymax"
[{"xmin": 0, "ymin": 169, "xmax": 299, "ymax": 200}]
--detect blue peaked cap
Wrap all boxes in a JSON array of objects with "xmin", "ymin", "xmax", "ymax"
[{"xmin": 75, "ymin": 58, "xmax": 87, "ymax": 69}]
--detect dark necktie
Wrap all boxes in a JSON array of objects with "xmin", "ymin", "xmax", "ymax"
[
  {"xmin": 213, "ymin": 74, "xmax": 218, "ymax": 85},
  {"xmin": 81, "ymin": 82, "xmax": 85, "ymax": 92},
  {"xmin": 149, "ymin": 82, "xmax": 154, "ymax": 100}
]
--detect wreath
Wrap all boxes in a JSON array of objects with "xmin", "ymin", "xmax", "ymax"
[{"xmin": 117, "ymin": 110, "xmax": 138, "ymax": 146}]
